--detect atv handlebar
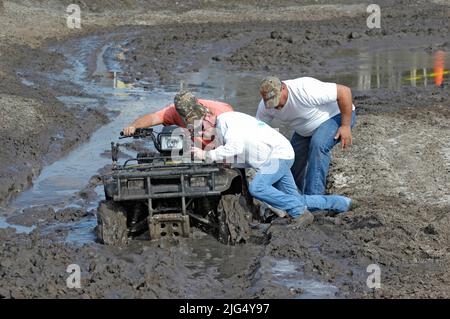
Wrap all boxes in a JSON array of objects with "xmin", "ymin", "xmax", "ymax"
[
  {"xmin": 118, "ymin": 126, "xmax": 196, "ymax": 157},
  {"xmin": 119, "ymin": 128, "xmax": 155, "ymax": 139}
]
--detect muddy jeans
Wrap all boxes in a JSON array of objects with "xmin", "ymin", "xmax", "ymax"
[
  {"xmin": 291, "ymin": 111, "xmax": 356, "ymax": 195},
  {"xmin": 249, "ymin": 158, "xmax": 352, "ymax": 218}
]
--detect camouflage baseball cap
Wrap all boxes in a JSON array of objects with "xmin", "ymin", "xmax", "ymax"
[
  {"xmin": 259, "ymin": 76, "xmax": 282, "ymax": 108},
  {"xmin": 174, "ymin": 90, "xmax": 209, "ymax": 125}
]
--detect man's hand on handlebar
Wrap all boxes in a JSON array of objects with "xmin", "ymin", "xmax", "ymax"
[
  {"xmin": 123, "ymin": 126, "xmax": 136, "ymax": 136},
  {"xmin": 119, "ymin": 127, "xmax": 155, "ymax": 140}
]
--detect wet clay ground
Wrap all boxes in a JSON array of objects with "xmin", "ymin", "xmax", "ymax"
[{"xmin": 0, "ymin": 0, "xmax": 449, "ymax": 298}]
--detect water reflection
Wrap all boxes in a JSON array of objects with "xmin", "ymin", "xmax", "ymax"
[{"xmin": 326, "ymin": 49, "xmax": 448, "ymax": 91}]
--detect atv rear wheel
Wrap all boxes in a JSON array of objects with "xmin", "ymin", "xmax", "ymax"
[
  {"xmin": 96, "ymin": 200, "xmax": 128, "ymax": 245},
  {"xmin": 216, "ymin": 194, "xmax": 251, "ymax": 245}
]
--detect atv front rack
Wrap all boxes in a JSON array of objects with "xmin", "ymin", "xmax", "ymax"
[
  {"xmin": 108, "ymin": 164, "xmax": 240, "ymax": 240},
  {"xmin": 113, "ymin": 166, "xmax": 223, "ymax": 201}
]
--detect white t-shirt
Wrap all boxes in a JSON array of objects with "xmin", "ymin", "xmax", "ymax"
[
  {"xmin": 206, "ymin": 112, "xmax": 294, "ymax": 168},
  {"xmin": 256, "ymin": 77, "xmax": 355, "ymax": 137}
]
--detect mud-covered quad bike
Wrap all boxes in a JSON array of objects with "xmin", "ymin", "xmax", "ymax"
[{"xmin": 96, "ymin": 126, "xmax": 255, "ymax": 245}]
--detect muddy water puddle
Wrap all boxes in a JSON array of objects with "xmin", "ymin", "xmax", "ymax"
[
  {"xmin": 0, "ymin": 217, "xmax": 35, "ymax": 234},
  {"xmin": 323, "ymin": 47, "xmax": 448, "ymax": 91},
  {"xmin": 2, "ymin": 34, "xmax": 177, "ymax": 244},
  {"xmin": 9, "ymin": 35, "xmax": 174, "ymax": 212},
  {"xmin": 177, "ymin": 48, "xmax": 449, "ymax": 125},
  {"xmin": 251, "ymin": 257, "xmax": 339, "ymax": 298},
  {"xmin": 270, "ymin": 259, "xmax": 338, "ymax": 298}
]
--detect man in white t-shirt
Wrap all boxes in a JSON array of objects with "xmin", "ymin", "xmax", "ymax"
[
  {"xmin": 256, "ymin": 76, "xmax": 356, "ymax": 195},
  {"xmin": 192, "ymin": 111, "xmax": 353, "ymax": 226}
]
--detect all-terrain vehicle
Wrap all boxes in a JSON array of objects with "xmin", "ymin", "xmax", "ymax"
[{"xmin": 96, "ymin": 125, "xmax": 255, "ymax": 245}]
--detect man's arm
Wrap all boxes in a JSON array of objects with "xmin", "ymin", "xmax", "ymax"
[
  {"xmin": 193, "ymin": 141, "xmax": 244, "ymax": 162},
  {"xmin": 334, "ymin": 84, "xmax": 353, "ymax": 149},
  {"xmin": 123, "ymin": 107, "xmax": 168, "ymax": 136},
  {"xmin": 193, "ymin": 123, "xmax": 244, "ymax": 162},
  {"xmin": 206, "ymin": 139, "xmax": 245, "ymax": 162},
  {"xmin": 132, "ymin": 113, "xmax": 164, "ymax": 128},
  {"xmin": 123, "ymin": 113, "xmax": 163, "ymax": 136}
]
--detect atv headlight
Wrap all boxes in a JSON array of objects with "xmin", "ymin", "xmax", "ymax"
[
  {"xmin": 190, "ymin": 176, "xmax": 207, "ymax": 187},
  {"xmin": 127, "ymin": 179, "xmax": 144, "ymax": 189},
  {"xmin": 160, "ymin": 135, "xmax": 184, "ymax": 151}
]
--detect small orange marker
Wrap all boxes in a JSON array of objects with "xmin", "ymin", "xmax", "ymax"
[{"xmin": 434, "ymin": 50, "xmax": 445, "ymax": 87}]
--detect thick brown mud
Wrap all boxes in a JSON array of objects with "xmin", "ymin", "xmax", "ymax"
[{"xmin": 0, "ymin": 0, "xmax": 449, "ymax": 298}]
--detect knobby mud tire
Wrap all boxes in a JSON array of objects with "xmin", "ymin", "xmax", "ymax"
[
  {"xmin": 96, "ymin": 200, "xmax": 128, "ymax": 245},
  {"xmin": 216, "ymin": 194, "xmax": 251, "ymax": 245}
]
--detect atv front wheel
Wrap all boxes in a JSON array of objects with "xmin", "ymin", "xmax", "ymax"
[
  {"xmin": 216, "ymin": 194, "xmax": 251, "ymax": 245},
  {"xmin": 96, "ymin": 200, "xmax": 128, "ymax": 245}
]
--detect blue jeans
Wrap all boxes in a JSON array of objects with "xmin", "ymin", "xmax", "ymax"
[
  {"xmin": 249, "ymin": 158, "xmax": 352, "ymax": 218},
  {"xmin": 291, "ymin": 111, "xmax": 356, "ymax": 195}
]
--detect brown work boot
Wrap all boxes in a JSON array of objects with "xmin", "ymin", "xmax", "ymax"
[{"xmin": 287, "ymin": 209, "xmax": 314, "ymax": 229}]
